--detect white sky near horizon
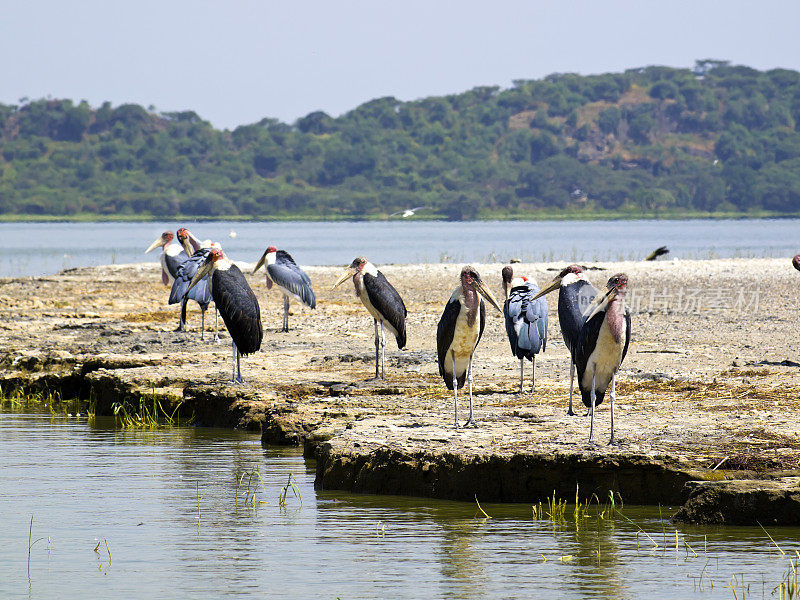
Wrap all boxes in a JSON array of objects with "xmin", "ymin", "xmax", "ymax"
[{"xmin": 1, "ymin": 0, "xmax": 798, "ymax": 130}]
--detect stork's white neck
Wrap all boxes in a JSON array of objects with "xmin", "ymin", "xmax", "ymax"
[
  {"xmin": 561, "ymin": 272, "xmax": 585, "ymax": 286},
  {"xmin": 511, "ymin": 276, "xmax": 528, "ymax": 288},
  {"xmin": 266, "ymin": 251, "xmax": 277, "ymax": 266},
  {"xmin": 165, "ymin": 242, "xmax": 183, "ymax": 256},
  {"xmin": 363, "ymin": 261, "xmax": 379, "ymax": 277},
  {"xmin": 214, "ymin": 257, "xmax": 234, "ymax": 271}
]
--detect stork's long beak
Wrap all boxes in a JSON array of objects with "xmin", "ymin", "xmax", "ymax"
[
  {"xmin": 145, "ymin": 237, "xmax": 165, "ymax": 254},
  {"xmin": 332, "ymin": 267, "xmax": 356, "ymax": 290},
  {"xmin": 253, "ymin": 250, "xmax": 268, "ymax": 274},
  {"xmin": 583, "ymin": 286, "xmax": 618, "ymax": 322},
  {"xmin": 476, "ymin": 280, "xmax": 503, "ymax": 313},
  {"xmin": 531, "ymin": 277, "xmax": 561, "ymax": 300},
  {"xmin": 179, "ymin": 238, "xmax": 194, "ymax": 257},
  {"xmin": 185, "ymin": 259, "xmax": 213, "ymax": 296}
]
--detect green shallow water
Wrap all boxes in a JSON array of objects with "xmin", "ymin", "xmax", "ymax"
[{"xmin": 2, "ymin": 411, "xmax": 799, "ymax": 600}]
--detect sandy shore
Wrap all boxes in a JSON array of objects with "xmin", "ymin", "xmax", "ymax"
[{"xmin": 2, "ymin": 258, "xmax": 800, "ymax": 516}]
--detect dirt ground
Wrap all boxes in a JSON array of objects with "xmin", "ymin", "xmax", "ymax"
[{"xmin": 1, "ymin": 257, "xmax": 799, "ymax": 470}]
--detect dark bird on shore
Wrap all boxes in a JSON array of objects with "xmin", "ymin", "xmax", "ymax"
[
  {"xmin": 333, "ymin": 257, "xmax": 407, "ymax": 380},
  {"xmin": 532, "ymin": 264, "xmax": 598, "ymax": 415},
  {"xmin": 169, "ymin": 248, "xmax": 213, "ymax": 338},
  {"xmin": 437, "ymin": 266, "xmax": 502, "ymax": 428},
  {"xmin": 501, "ymin": 266, "xmax": 548, "ymax": 393},
  {"xmin": 253, "ymin": 246, "xmax": 316, "ymax": 332},
  {"xmin": 145, "ymin": 231, "xmax": 189, "ymax": 285},
  {"xmin": 793, "ymin": 255, "xmax": 800, "ymax": 271},
  {"xmin": 644, "ymin": 246, "xmax": 670, "ymax": 261},
  {"xmin": 185, "ymin": 248, "xmax": 262, "ymax": 383},
  {"xmin": 575, "ymin": 273, "xmax": 631, "ymax": 444}
]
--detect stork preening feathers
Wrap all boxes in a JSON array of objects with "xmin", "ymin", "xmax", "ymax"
[
  {"xmin": 437, "ymin": 266, "xmax": 502, "ymax": 428},
  {"xmin": 169, "ymin": 248, "xmax": 213, "ymax": 338},
  {"xmin": 533, "ymin": 264, "xmax": 598, "ymax": 416},
  {"xmin": 253, "ymin": 246, "xmax": 316, "ymax": 332},
  {"xmin": 502, "ymin": 266, "xmax": 548, "ymax": 393},
  {"xmin": 576, "ymin": 273, "xmax": 631, "ymax": 444},
  {"xmin": 333, "ymin": 257, "xmax": 407, "ymax": 380},
  {"xmin": 185, "ymin": 248, "xmax": 262, "ymax": 383}
]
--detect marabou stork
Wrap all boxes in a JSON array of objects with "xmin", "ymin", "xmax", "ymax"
[
  {"xmin": 253, "ymin": 246, "xmax": 316, "ymax": 332},
  {"xmin": 793, "ymin": 255, "xmax": 800, "ymax": 271},
  {"xmin": 502, "ymin": 266, "xmax": 548, "ymax": 393},
  {"xmin": 575, "ymin": 273, "xmax": 631, "ymax": 444},
  {"xmin": 532, "ymin": 264, "xmax": 597, "ymax": 415},
  {"xmin": 437, "ymin": 266, "xmax": 502, "ymax": 428},
  {"xmin": 333, "ymin": 257, "xmax": 407, "ymax": 380},
  {"xmin": 145, "ymin": 231, "xmax": 189, "ymax": 285},
  {"xmin": 185, "ymin": 248, "xmax": 262, "ymax": 383},
  {"xmin": 169, "ymin": 248, "xmax": 212, "ymax": 338},
  {"xmin": 176, "ymin": 228, "xmax": 222, "ymax": 339}
]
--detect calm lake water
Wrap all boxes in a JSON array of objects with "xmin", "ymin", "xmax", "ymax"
[
  {"xmin": 3, "ymin": 411, "xmax": 799, "ymax": 600},
  {"xmin": 1, "ymin": 218, "xmax": 798, "ymax": 277}
]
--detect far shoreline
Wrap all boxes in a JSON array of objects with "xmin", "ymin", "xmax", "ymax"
[{"xmin": 1, "ymin": 209, "xmax": 799, "ymax": 224}]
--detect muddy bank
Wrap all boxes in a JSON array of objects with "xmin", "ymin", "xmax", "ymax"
[{"xmin": 2, "ymin": 259, "xmax": 799, "ymax": 521}]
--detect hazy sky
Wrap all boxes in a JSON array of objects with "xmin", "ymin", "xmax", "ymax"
[{"xmin": 1, "ymin": 1, "xmax": 798, "ymax": 130}]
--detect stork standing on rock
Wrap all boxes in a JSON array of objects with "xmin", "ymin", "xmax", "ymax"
[
  {"xmin": 145, "ymin": 231, "xmax": 189, "ymax": 285},
  {"xmin": 253, "ymin": 246, "xmax": 316, "ymax": 332},
  {"xmin": 575, "ymin": 273, "xmax": 631, "ymax": 444},
  {"xmin": 437, "ymin": 266, "xmax": 502, "ymax": 428},
  {"xmin": 185, "ymin": 248, "xmax": 262, "ymax": 383},
  {"xmin": 333, "ymin": 257, "xmax": 407, "ymax": 380},
  {"xmin": 501, "ymin": 266, "xmax": 548, "ymax": 393},
  {"xmin": 532, "ymin": 264, "xmax": 597, "ymax": 415}
]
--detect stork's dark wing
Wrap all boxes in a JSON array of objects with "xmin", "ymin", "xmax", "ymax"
[
  {"xmin": 575, "ymin": 311, "xmax": 604, "ymax": 379},
  {"xmin": 621, "ymin": 307, "xmax": 632, "ymax": 365},
  {"xmin": 164, "ymin": 250, "xmax": 189, "ymax": 279},
  {"xmin": 267, "ymin": 251, "xmax": 316, "ymax": 308},
  {"xmin": 212, "ymin": 265, "xmax": 263, "ymax": 356},
  {"xmin": 503, "ymin": 301, "xmax": 519, "ymax": 356},
  {"xmin": 524, "ymin": 287, "xmax": 548, "ymax": 354},
  {"xmin": 169, "ymin": 250, "xmax": 211, "ymax": 307},
  {"xmin": 559, "ymin": 280, "xmax": 597, "ymax": 354},
  {"xmin": 437, "ymin": 297, "xmax": 460, "ymax": 381},
  {"xmin": 364, "ymin": 271, "xmax": 407, "ymax": 348},
  {"xmin": 477, "ymin": 298, "xmax": 486, "ymax": 346}
]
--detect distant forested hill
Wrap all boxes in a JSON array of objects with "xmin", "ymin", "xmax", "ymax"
[{"xmin": 2, "ymin": 60, "xmax": 800, "ymax": 219}]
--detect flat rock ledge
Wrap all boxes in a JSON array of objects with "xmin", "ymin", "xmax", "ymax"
[{"xmin": 672, "ymin": 477, "xmax": 800, "ymax": 525}]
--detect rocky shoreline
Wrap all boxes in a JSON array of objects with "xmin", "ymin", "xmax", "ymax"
[{"xmin": 2, "ymin": 258, "xmax": 800, "ymax": 523}]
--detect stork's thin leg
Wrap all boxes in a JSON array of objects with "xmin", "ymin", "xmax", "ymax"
[
  {"xmin": 567, "ymin": 358, "xmax": 576, "ymax": 416},
  {"xmin": 588, "ymin": 373, "xmax": 596, "ymax": 444},
  {"xmin": 214, "ymin": 309, "xmax": 220, "ymax": 343},
  {"xmin": 464, "ymin": 355, "xmax": 476, "ymax": 428},
  {"xmin": 236, "ymin": 349, "xmax": 243, "ymax": 384},
  {"xmin": 231, "ymin": 340, "xmax": 237, "ymax": 383},
  {"xmin": 200, "ymin": 308, "xmax": 206, "ymax": 341},
  {"xmin": 176, "ymin": 298, "xmax": 188, "ymax": 332},
  {"xmin": 380, "ymin": 322, "xmax": 387, "ymax": 379},
  {"xmin": 519, "ymin": 359, "xmax": 524, "ymax": 394},
  {"xmin": 282, "ymin": 295, "xmax": 289, "ymax": 332},
  {"xmin": 373, "ymin": 319, "xmax": 380, "ymax": 380},
  {"xmin": 452, "ymin": 352, "xmax": 459, "ymax": 429},
  {"xmin": 532, "ymin": 355, "xmax": 536, "ymax": 393},
  {"xmin": 608, "ymin": 374, "xmax": 617, "ymax": 445}
]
